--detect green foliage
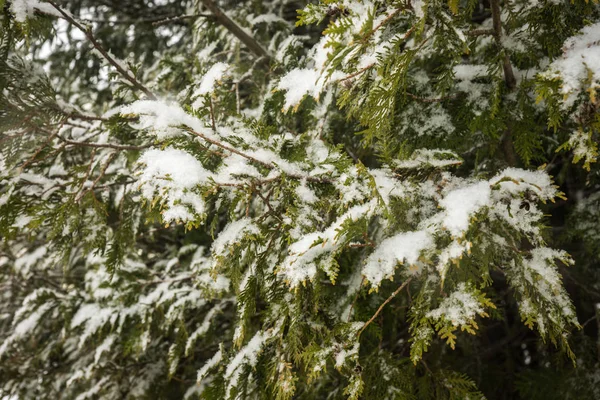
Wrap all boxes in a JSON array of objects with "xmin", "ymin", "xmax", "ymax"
[{"xmin": 1, "ymin": 1, "xmax": 600, "ymax": 400}]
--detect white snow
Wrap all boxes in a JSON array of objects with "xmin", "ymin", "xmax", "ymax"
[
  {"xmin": 426, "ymin": 283, "xmax": 483, "ymax": 326},
  {"xmin": 440, "ymin": 181, "xmax": 491, "ymax": 237},
  {"xmin": 277, "ymin": 68, "xmax": 322, "ymax": 111},
  {"xmin": 138, "ymin": 148, "xmax": 211, "ymax": 223},
  {"xmin": 363, "ymin": 231, "xmax": 433, "ymax": 287}
]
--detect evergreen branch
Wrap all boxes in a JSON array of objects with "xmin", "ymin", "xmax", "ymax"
[
  {"xmin": 47, "ymin": 1, "xmax": 157, "ymax": 100},
  {"xmin": 185, "ymin": 128, "xmax": 332, "ymax": 184},
  {"xmin": 200, "ymin": 0, "xmax": 271, "ymax": 60},
  {"xmin": 357, "ymin": 277, "xmax": 412, "ymax": 338}
]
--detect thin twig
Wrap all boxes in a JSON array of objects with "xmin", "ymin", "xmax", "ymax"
[
  {"xmin": 75, "ymin": 13, "xmax": 212, "ymax": 26},
  {"xmin": 490, "ymin": 0, "xmax": 516, "ymax": 89},
  {"xmin": 347, "ymin": 277, "xmax": 366, "ymax": 322},
  {"xmin": 337, "ymin": 63, "xmax": 376, "ymax": 83},
  {"xmin": 74, "ymin": 149, "xmax": 97, "ymax": 202},
  {"xmin": 77, "ymin": 152, "xmax": 118, "ymax": 201},
  {"xmin": 360, "ymin": 7, "xmax": 404, "ymax": 43},
  {"xmin": 406, "ymin": 92, "xmax": 458, "ymax": 103},
  {"xmin": 47, "ymin": 1, "xmax": 157, "ymax": 100},
  {"xmin": 185, "ymin": 127, "xmax": 333, "ymax": 184},
  {"xmin": 357, "ymin": 278, "xmax": 412, "ymax": 337},
  {"xmin": 209, "ymin": 98, "xmax": 217, "ymax": 132},
  {"xmin": 58, "ymin": 136, "xmax": 153, "ymax": 151},
  {"xmin": 200, "ymin": 0, "xmax": 271, "ymax": 60},
  {"xmin": 467, "ymin": 28, "xmax": 495, "ymax": 37}
]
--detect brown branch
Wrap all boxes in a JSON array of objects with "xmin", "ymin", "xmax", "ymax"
[
  {"xmin": 490, "ymin": 0, "xmax": 516, "ymax": 89},
  {"xmin": 19, "ymin": 129, "xmax": 60, "ymax": 171},
  {"xmin": 406, "ymin": 92, "xmax": 458, "ymax": 103},
  {"xmin": 75, "ymin": 13, "xmax": 212, "ymax": 26},
  {"xmin": 77, "ymin": 152, "xmax": 118, "ymax": 201},
  {"xmin": 58, "ymin": 136, "xmax": 153, "ymax": 151},
  {"xmin": 360, "ymin": 7, "xmax": 404, "ymax": 43},
  {"xmin": 47, "ymin": 1, "xmax": 157, "ymax": 100},
  {"xmin": 490, "ymin": 0, "xmax": 518, "ymax": 166},
  {"xmin": 74, "ymin": 149, "xmax": 97, "ymax": 202},
  {"xmin": 209, "ymin": 98, "xmax": 217, "ymax": 132},
  {"xmin": 186, "ymin": 127, "xmax": 333, "ymax": 184},
  {"xmin": 337, "ymin": 64, "xmax": 375, "ymax": 84},
  {"xmin": 357, "ymin": 278, "xmax": 412, "ymax": 337},
  {"xmin": 200, "ymin": 0, "xmax": 270, "ymax": 60},
  {"xmin": 467, "ymin": 28, "xmax": 495, "ymax": 37},
  {"xmin": 185, "ymin": 128, "xmax": 273, "ymax": 169},
  {"xmin": 347, "ymin": 277, "xmax": 366, "ymax": 322}
]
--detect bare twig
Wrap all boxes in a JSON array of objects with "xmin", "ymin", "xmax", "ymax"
[
  {"xmin": 76, "ymin": 13, "xmax": 212, "ymax": 26},
  {"xmin": 58, "ymin": 136, "xmax": 153, "ymax": 151},
  {"xmin": 185, "ymin": 128, "xmax": 273, "ymax": 169},
  {"xmin": 209, "ymin": 98, "xmax": 217, "ymax": 132},
  {"xmin": 74, "ymin": 149, "xmax": 97, "ymax": 202},
  {"xmin": 337, "ymin": 63, "xmax": 376, "ymax": 84},
  {"xmin": 490, "ymin": 0, "xmax": 516, "ymax": 89},
  {"xmin": 185, "ymin": 128, "xmax": 332, "ymax": 184},
  {"xmin": 347, "ymin": 277, "xmax": 366, "ymax": 322},
  {"xmin": 406, "ymin": 92, "xmax": 458, "ymax": 103},
  {"xmin": 467, "ymin": 28, "xmax": 495, "ymax": 37},
  {"xmin": 47, "ymin": 1, "xmax": 157, "ymax": 100},
  {"xmin": 358, "ymin": 278, "xmax": 412, "ymax": 337},
  {"xmin": 200, "ymin": 0, "xmax": 270, "ymax": 60},
  {"xmin": 77, "ymin": 152, "xmax": 118, "ymax": 201},
  {"xmin": 360, "ymin": 7, "xmax": 404, "ymax": 43}
]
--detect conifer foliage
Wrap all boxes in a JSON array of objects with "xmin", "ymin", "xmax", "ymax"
[{"xmin": 1, "ymin": 0, "xmax": 600, "ymax": 399}]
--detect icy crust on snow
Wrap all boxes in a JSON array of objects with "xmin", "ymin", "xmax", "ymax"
[
  {"xmin": 138, "ymin": 148, "xmax": 210, "ymax": 223},
  {"xmin": 543, "ymin": 21, "xmax": 600, "ymax": 106}
]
